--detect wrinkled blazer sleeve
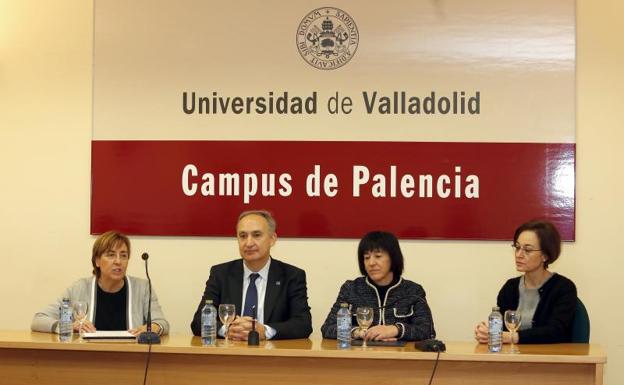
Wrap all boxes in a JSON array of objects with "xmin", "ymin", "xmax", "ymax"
[
  {"xmin": 190, "ymin": 265, "xmax": 222, "ymax": 336},
  {"xmin": 396, "ymin": 285, "xmax": 435, "ymax": 341},
  {"xmin": 320, "ymin": 281, "xmax": 353, "ymax": 339},
  {"xmin": 31, "ymin": 287, "xmax": 71, "ymax": 333},
  {"xmin": 31, "ymin": 279, "xmax": 87, "ymax": 333},
  {"xmin": 268, "ymin": 268, "xmax": 313, "ymax": 339},
  {"xmin": 145, "ymin": 285, "xmax": 169, "ymax": 335}
]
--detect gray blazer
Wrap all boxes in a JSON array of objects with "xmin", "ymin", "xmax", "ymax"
[{"xmin": 31, "ymin": 275, "xmax": 169, "ymax": 335}]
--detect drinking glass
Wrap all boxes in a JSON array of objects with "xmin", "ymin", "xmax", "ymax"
[
  {"xmin": 73, "ymin": 301, "xmax": 88, "ymax": 341},
  {"xmin": 218, "ymin": 304, "xmax": 236, "ymax": 346},
  {"xmin": 356, "ymin": 307, "xmax": 374, "ymax": 348},
  {"xmin": 504, "ymin": 310, "xmax": 522, "ymax": 353}
]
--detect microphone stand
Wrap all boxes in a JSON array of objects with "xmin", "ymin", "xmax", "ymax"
[
  {"xmin": 137, "ymin": 252, "xmax": 161, "ymax": 344},
  {"xmin": 248, "ymin": 305, "xmax": 260, "ymax": 345}
]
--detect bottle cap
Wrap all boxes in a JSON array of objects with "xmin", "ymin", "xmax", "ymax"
[
  {"xmin": 205, "ymin": 299, "xmax": 213, "ymax": 304},
  {"xmin": 340, "ymin": 302, "xmax": 349, "ymax": 308}
]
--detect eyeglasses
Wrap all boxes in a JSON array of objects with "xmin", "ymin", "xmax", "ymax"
[
  {"xmin": 510, "ymin": 244, "xmax": 541, "ymax": 256},
  {"xmin": 102, "ymin": 252, "xmax": 129, "ymax": 261}
]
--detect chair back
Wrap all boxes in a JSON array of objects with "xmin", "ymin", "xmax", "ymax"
[{"xmin": 570, "ymin": 297, "xmax": 590, "ymax": 343}]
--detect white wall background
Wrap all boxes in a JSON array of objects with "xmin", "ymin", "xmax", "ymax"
[{"xmin": 0, "ymin": 0, "xmax": 622, "ymax": 383}]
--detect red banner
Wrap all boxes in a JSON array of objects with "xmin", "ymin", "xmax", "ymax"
[{"xmin": 91, "ymin": 141, "xmax": 575, "ymax": 240}]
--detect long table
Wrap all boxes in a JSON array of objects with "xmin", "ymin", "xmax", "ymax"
[{"xmin": 0, "ymin": 331, "xmax": 606, "ymax": 385}]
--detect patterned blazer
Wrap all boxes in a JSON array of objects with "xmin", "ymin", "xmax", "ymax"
[{"xmin": 321, "ymin": 276, "xmax": 435, "ymax": 341}]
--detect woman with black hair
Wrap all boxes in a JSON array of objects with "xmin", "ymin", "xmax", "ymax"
[{"xmin": 321, "ymin": 231, "xmax": 435, "ymax": 342}]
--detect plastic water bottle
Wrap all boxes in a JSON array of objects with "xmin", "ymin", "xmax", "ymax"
[
  {"xmin": 59, "ymin": 298, "xmax": 73, "ymax": 342},
  {"xmin": 488, "ymin": 306, "xmax": 503, "ymax": 352},
  {"xmin": 201, "ymin": 300, "xmax": 217, "ymax": 346},
  {"xmin": 337, "ymin": 303, "xmax": 352, "ymax": 349}
]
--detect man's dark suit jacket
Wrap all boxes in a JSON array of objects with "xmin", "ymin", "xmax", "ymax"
[{"xmin": 190, "ymin": 258, "xmax": 313, "ymax": 339}]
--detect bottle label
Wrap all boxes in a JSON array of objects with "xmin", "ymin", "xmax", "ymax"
[
  {"xmin": 337, "ymin": 315, "xmax": 351, "ymax": 341},
  {"xmin": 489, "ymin": 318, "xmax": 502, "ymax": 332},
  {"xmin": 338, "ymin": 317, "xmax": 351, "ymax": 328},
  {"xmin": 60, "ymin": 308, "xmax": 72, "ymax": 323}
]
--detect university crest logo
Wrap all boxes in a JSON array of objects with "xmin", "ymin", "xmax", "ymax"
[{"xmin": 296, "ymin": 7, "xmax": 359, "ymax": 70}]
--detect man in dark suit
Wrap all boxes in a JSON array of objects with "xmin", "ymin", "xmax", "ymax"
[{"xmin": 191, "ymin": 210, "xmax": 312, "ymax": 340}]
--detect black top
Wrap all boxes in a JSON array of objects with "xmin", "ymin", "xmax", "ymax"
[
  {"xmin": 371, "ymin": 276, "xmax": 400, "ymax": 304},
  {"xmin": 497, "ymin": 273, "xmax": 577, "ymax": 344},
  {"xmin": 95, "ymin": 282, "xmax": 128, "ymax": 330}
]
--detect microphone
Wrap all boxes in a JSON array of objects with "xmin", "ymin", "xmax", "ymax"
[
  {"xmin": 413, "ymin": 296, "xmax": 445, "ymax": 352},
  {"xmin": 137, "ymin": 252, "xmax": 161, "ymax": 344},
  {"xmin": 248, "ymin": 305, "xmax": 260, "ymax": 345},
  {"xmin": 414, "ymin": 337, "xmax": 446, "ymax": 352}
]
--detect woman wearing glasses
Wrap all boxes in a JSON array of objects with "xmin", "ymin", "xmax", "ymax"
[
  {"xmin": 321, "ymin": 231, "xmax": 435, "ymax": 342},
  {"xmin": 474, "ymin": 220, "xmax": 577, "ymax": 344},
  {"xmin": 31, "ymin": 231, "xmax": 169, "ymax": 336}
]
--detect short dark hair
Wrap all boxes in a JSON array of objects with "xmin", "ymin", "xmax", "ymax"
[
  {"xmin": 513, "ymin": 220, "xmax": 561, "ymax": 268},
  {"xmin": 91, "ymin": 231, "xmax": 131, "ymax": 277},
  {"xmin": 357, "ymin": 231, "xmax": 404, "ymax": 278}
]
